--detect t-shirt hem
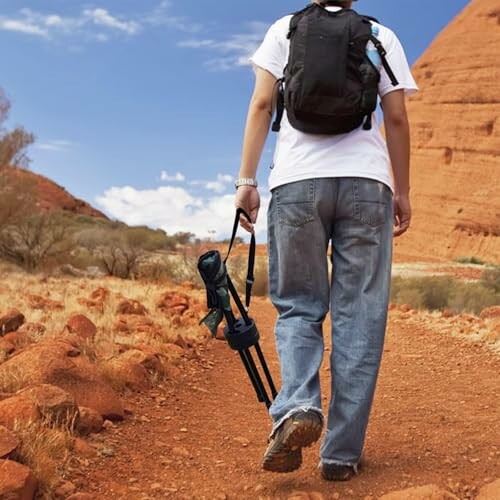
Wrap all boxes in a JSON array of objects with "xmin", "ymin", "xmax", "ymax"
[{"xmin": 269, "ymin": 172, "xmax": 395, "ymax": 194}]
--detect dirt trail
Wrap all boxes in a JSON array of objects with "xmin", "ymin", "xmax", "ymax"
[{"xmin": 69, "ymin": 298, "xmax": 500, "ymax": 499}]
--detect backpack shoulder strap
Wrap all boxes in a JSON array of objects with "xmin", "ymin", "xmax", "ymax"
[
  {"xmin": 287, "ymin": 4, "xmax": 315, "ymax": 39},
  {"xmin": 359, "ymin": 14, "xmax": 400, "ymax": 87},
  {"xmin": 360, "ymin": 14, "xmax": 380, "ymax": 24}
]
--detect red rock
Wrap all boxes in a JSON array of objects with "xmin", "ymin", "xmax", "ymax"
[
  {"xmin": 17, "ymin": 322, "xmax": 46, "ymax": 338},
  {"xmin": 2, "ymin": 331, "xmax": 33, "ymax": 351},
  {"xmin": 157, "ymin": 292, "xmax": 192, "ymax": 319},
  {"xmin": 379, "ymin": 484, "xmax": 459, "ymax": 500},
  {"xmin": 116, "ymin": 300, "xmax": 148, "ymax": 316},
  {"xmin": 0, "ymin": 426, "xmax": 19, "ymax": 459},
  {"xmin": 66, "ymin": 494, "xmax": 95, "ymax": 500},
  {"xmin": 399, "ymin": 304, "xmax": 412, "ymax": 313},
  {"xmin": 18, "ymin": 384, "xmax": 79, "ymax": 427},
  {"xmin": 64, "ymin": 314, "xmax": 97, "ymax": 342},
  {"xmin": 75, "ymin": 406, "xmax": 103, "ymax": 436},
  {"xmin": 90, "ymin": 287, "xmax": 110, "ymax": 302},
  {"xmin": 71, "ymin": 437, "xmax": 97, "ymax": 458},
  {"xmin": 0, "ymin": 395, "xmax": 40, "ymax": 429},
  {"xmin": 8, "ymin": 167, "xmax": 107, "ymax": 220},
  {"xmin": 0, "ymin": 338, "xmax": 124, "ymax": 421},
  {"xmin": 77, "ymin": 298, "xmax": 104, "ymax": 314},
  {"xmin": 477, "ymin": 479, "xmax": 500, "ymax": 500},
  {"xmin": 54, "ymin": 480, "xmax": 76, "ymax": 498},
  {"xmin": 442, "ymin": 309, "xmax": 454, "ymax": 318},
  {"xmin": 0, "ymin": 309, "xmax": 25, "ymax": 336},
  {"xmin": 0, "ymin": 338, "xmax": 15, "ymax": 358},
  {"xmin": 27, "ymin": 294, "xmax": 63, "ymax": 311},
  {"xmin": 394, "ymin": 0, "xmax": 500, "ymax": 263},
  {"xmin": 0, "ymin": 459, "xmax": 37, "ymax": 500},
  {"xmin": 480, "ymin": 306, "xmax": 500, "ymax": 320},
  {"xmin": 101, "ymin": 355, "xmax": 152, "ymax": 392},
  {"xmin": 161, "ymin": 343, "xmax": 185, "ymax": 364}
]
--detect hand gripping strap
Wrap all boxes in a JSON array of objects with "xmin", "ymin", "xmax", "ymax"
[{"xmin": 225, "ymin": 208, "xmax": 256, "ymax": 309}]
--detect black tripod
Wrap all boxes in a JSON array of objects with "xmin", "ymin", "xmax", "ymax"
[{"xmin": 198, "ymin": 209, "xmax": 278, "ymax": 408}]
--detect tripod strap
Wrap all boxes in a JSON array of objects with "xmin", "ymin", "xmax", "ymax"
[{"xmin": 224, "ymin": 208, "xmax": 256, "ymax": 310}]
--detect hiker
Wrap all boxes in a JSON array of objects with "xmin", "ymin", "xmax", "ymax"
[{"xmin": 234, "ymin": 0, "xmax": 418, "ymax": 481}]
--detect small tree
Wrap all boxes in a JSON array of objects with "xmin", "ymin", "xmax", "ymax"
[
  {"xmin": 0, "ymin": 213, "xmax": 70, "ymax": 271},
  {"xmin": 0, "ymin": 90, "xmax": 34, "ymax": 170},
  {"xmin": 78, "ymin": 225, "xmax": 170, "ymax": 279}
]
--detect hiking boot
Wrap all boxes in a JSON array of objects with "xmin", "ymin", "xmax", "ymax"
[
  {"xmin": 262, "ymin": 411, "xmax": 323, "ymax": 473},
  {"xmin": 320, "ymin": 463, "xmax": 356, "ymax": 481}
]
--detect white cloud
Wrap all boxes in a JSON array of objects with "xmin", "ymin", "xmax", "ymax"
[
  {"xmin": 190, "ymin": 173, "xmax": 234, "ymax": 194},
  {"xmin": 179, "ymin": 21, "xmax": 268, "ymax": 71},
  {"xmin": 0, "ymin": 2, "xmax": 196, "ymax": 42},
  {"xmin": 96, "ymin": 184, "xmax": 269, "ymax": 241},
  {"xmin": 83, "ymin": 8, "xmax": 140, "ymax": 35},
  {"xmin": 35, "ymin": 139, "xmax": 74, "ymax": 152},
  {"xmin": 0, "ymin": 18, "xmax": 48, "ymax": 38},
  {"xmin": 160, "ymin": 171, "xmax": 185, "ymax": 182}
]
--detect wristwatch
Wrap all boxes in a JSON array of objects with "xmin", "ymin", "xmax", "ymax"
[{"xmin": 235, "ymin": 178, "xmax": 258, "ymax": 189}]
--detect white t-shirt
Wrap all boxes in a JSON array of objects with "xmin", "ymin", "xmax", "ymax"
[{"xmin": 250, "ymin": 6, "xmax": 418, "ymax": 192}]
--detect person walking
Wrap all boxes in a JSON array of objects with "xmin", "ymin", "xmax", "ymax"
[{"xmin": 234, "ymin": 0, "xmax": 418, "ymax": 481}]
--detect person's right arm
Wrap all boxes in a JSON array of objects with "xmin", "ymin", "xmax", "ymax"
[{"xmin": 381, "ymin": 89, "xmax": 411, "ymax": 237}]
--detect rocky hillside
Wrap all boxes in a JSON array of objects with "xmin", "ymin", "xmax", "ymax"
[
  {"xmin": 394, "ymin": 0, "xmax": 500, "ymax": 263},
  {"xmin": 14, "ymin": 167, "xmax": 107, "ymax": 219}
]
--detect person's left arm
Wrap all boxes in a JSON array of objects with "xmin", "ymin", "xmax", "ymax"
[{"xmin": 235, "ymin": 68, "xmax": 277, "ymax": 232}]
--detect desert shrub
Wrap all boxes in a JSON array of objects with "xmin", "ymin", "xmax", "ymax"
[
  {"xmin": 391, "ymin": 275, "xmax": 500, "ymax": 314},
  {"xmin": 449, "ymin": 282, "xmax": 499, "ymax": 314},
  {"xmin": 481, "ymin": 266, "xmax": 500, "ymax": 293},
  {"xmin": 0, "ymin": 212, "xmax": 71, "ymax": 271},
  {"xmin": 252, "ymin": 259, "xmax": 269, "ymax": 297},
  {"xmin": 226, "ymin": 255, "xmax": 268, "ymax": 298},
  {"xmin": 77, "ymin": 225, "xmax": 171, "ymax": 279},
  {"xmin": 455, "ymin": 256, "xmax": 486, "ymax": 265},
  {"xmin": 67, "ymin": 247, "xmax": 102, "ymax": 270}
]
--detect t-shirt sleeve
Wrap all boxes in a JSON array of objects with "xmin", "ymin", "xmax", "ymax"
[
  {"xmin": 250, "ymin": 20, "xmax": 287, "ymax": 80},
  {"xmin": 378, "ymin": 28, "xmax": 419, "ymax": 98}
]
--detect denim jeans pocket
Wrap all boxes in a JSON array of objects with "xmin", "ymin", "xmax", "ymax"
[
  {"xmin": 275, "ymin": 180, "xmax": 315, "ymax": 227},
  {"xmin": 353, "ymin": 179, "xmax": 391, "ymax": 228}
]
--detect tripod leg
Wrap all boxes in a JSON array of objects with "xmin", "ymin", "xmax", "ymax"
[
  {"xmin": 238, "ymin": 351, "xmax": 264, "ymax": 403},
  {"xmin": 254, "ymin": 343, "xmax": 278, "ymax": 400},
  {"xmin": 244, "ymin": 348, "xmax": 272, "ymax": 409}
]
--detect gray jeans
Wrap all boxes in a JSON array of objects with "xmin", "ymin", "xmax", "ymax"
[{"xmin": 267, "ymin": 177, "xmax": 393, "ymax": 467}]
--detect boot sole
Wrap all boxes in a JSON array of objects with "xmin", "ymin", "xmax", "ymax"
[{"xmin": 262, "ymin": 416, "xmax": 323, "ymax": 473}]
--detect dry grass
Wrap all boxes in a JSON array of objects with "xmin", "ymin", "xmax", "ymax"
[
  {"xmin": 12, "ymin": 417, "xmax": 75, "ymax": 498},
  {"xmin": 0, "ymin": 261, "xmax": 205, "ymax": 352},
  {"xmin": 0, "ymin": 361, "xmax": 27, "ymax": 392}
]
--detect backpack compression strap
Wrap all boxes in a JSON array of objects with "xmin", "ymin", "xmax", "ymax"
[{"xmin": 271, "ymin": 79, "xmax": 285, "ymax": 133}]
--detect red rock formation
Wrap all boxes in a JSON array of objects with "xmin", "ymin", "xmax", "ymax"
[
  {"xmin": 12, "ymin": 167, "xmax": 108, "ymax": 219},
  {"xmin": 394, "ymin": 0, "xmax": 500, "ymax": 263}
]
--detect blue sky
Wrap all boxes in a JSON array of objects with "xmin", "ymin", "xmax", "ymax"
[{"xmin": 1, "ymin": 0, "xmax": 470, "ymax": 239}]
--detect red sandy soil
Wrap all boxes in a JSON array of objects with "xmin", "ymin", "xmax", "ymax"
[{"xmin": 68, "ymin": 297, "xmax": 499, "ymax": 499}]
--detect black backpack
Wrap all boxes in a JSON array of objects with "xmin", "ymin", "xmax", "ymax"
[{"xmin": 272, "ymin": 4, "xmax": 399, "ymax": 135}]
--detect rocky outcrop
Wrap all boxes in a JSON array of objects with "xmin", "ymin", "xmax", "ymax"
[
  {"xmin": 394, "ymin": 0, "xmax": 500, "ymax": 263},
  {"xmin": 10, "ymin": 167, "xmax": 107, "ymax": 219},
  {"xmin": 0, "ymin": 338, "xmax": 124, "ymax": 420}
]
